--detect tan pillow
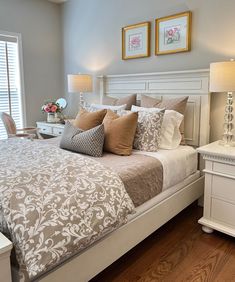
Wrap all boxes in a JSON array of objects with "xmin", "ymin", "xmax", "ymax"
[
  {"xmin": 73, "ymin": 108, "xmax": 107, "ymax": 130},
  {"xmin": 103, "ymin": 94, "xmax": 137, "ymax": 110},
  {"xmin": 141, "ymin": 94, "xmax": 161, "ymax": 108},
  {"xmin": 141, "ymin": 95, "xmax": 188, "ymax": 114},
  {"xmin": 140, "ymin": 95, "xmax": 188, "ymax": 143},
  {"xmin": 157, "ymin": 97, "xmax": 188, "ymax": 116},
  {"xmin": 103, "ymin": 110, "xmax": 138, "ymax": 156}
]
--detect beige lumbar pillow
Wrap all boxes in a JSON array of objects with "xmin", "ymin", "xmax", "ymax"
[
  {"xmin": 73, "ymin": 108, "xmax": 107, "ymax": 130},
  {"xmin": 103, "ymin": 110, "xmax": 138, "ymax": 156}
]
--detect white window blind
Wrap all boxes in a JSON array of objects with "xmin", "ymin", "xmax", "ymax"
[{"xmin": 0, "ymin": 34, "xmax": 23, "ymax": 139}]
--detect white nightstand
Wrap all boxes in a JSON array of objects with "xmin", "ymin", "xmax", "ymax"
[
  {"xmin": 36, "ymin": 121, "xmax": 65, "ymax": 137},
  {"xmin": 197, "ymin": 141, "xmax": 235, "ymax": 237}
]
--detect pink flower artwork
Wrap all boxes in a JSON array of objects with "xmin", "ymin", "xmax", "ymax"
[
  {"xmin": 129, "ymin": 33, "xmax": 143, "ymax": 51},
  {"xmin": 164, "ymin": 25, "xmax": 181, "ymax": 45}
]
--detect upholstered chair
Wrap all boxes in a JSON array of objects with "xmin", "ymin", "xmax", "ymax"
[{"xmin": 0, "ymin": 112, "xmax": 42, "ymax": 139}]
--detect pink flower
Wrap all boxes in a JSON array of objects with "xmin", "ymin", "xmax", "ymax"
[
  {"xmin": 51, "ymin": 105, "xmax": 57, "ymax": 113},
  {"xmin": 42, "ymin": 101, "xmax": 61, "ymax": 114},
  {"xmin": 131, "ymin": 36, "xmax": 141, "ymax": 47},
  {"xmin": 44, "ymin": 106, "xmax": 51, "ymax": 113},
  {"xmin": 168, "ymin": 29, "xmax": 173, "ymax": 36}
]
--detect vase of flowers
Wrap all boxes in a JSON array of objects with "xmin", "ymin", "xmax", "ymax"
[{"xmin": 42, "ymin": 101, "xmax": 61, "ymax": 123}]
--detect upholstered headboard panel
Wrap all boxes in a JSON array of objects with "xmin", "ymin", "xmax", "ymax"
[{"xmin": 98, "ymin": 69, "xmax": 210, "ymax": 147}]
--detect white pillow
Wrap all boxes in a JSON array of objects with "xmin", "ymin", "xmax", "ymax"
[
  {"xmin": 89, "ymin": 103, "xmax": 127, "ymax": 111},
  {"xmin": 131, "ymin": 105, "xmax": 183, "ymax": 149}
]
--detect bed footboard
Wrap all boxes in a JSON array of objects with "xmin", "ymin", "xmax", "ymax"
[{"xmin": 0, "ymin": 232, "xmax": 12, "ymax": 282}]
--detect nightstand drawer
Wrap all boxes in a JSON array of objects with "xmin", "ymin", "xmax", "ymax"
[
  {"xmin": 53, "ymin": 127, "xmax": 64, "ymax": 136},
  {"xmin": 212, "ymin": 175, "xmax": 235, "ymax": 203},
  {"xmin": 211, "ymin": 198, "xmax": 235, "ymax": 227},
  {"xmin": 39, "ymin": 125, "xmax": 53, "ymax": 135},
  {"xmin": 213, "ymin": 162, "xmax": 235, "ymax": 176}
]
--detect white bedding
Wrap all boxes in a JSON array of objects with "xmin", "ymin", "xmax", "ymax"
[{"xmin": 133, "ymin": 145, "xmax": 197, "ymax": 190}]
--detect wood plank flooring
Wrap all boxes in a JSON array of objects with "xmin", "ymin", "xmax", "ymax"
[{"xmin": 91, "ymin": 203, "xmax": 235, "ymax": 282}]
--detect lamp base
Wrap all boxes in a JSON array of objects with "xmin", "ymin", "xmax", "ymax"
[
  {"xmin": 220, "ymin": 91, "xmax": 235, "ymax": 147},
  {"xmin": 219, "ymin": 139, "xmax": 235, "ymax": 147},
  {"xmin": 79, "ymin": 92, "xmax": 84, "ymax": 109}
]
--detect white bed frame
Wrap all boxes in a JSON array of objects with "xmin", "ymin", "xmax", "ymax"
[{"xmin": 0, "ymin": 69, "xmax": 210, "ymax": 282}]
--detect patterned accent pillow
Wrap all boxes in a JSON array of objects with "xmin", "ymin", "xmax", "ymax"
[
  {"xmin": 119, "ymin": 109, "xmax": 165, "ymax": 152},
  {"xmin": 134, "ymin": 110, "xmax": 165, "ymax": 151},
  {"xmin": 132, "ymin": 105, "xmax": 183, "ymax": 149},
  {"xmin": 60, "ymin": 122, "xmax": 104, "ymax": 157}
]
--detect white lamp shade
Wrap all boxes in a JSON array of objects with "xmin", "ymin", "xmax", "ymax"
[
  {"xmin": 67, "ymin": 74, "xmax": 93, "ymax": 93},
  {"xmin": 210, "ymin": 61, "xmax": 235, "ymax": 92}
]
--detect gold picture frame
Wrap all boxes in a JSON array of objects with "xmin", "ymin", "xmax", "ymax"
[
  {"xmin": 155, "ymin": 11, "xmax": 192, "ymax": 55},
  {"xmin": 122, "ymin": 22, "xmax": 151, "ymax": 60}
]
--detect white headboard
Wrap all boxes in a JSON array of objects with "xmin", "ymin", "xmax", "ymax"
[{"xmin": 98, "ymin": 69, "xmax": 210, "ymax": 147}]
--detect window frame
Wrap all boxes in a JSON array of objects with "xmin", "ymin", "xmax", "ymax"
[{"xmin": 0, "ymin": 30, "xmax": 26, "ymax": 127}]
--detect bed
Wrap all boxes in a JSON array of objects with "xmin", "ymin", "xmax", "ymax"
[{"xmin": 0, "ymin": 69, "xmax": 210, "ymax": 282}]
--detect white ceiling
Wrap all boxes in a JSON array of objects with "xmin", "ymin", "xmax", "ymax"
[{"xmin": 48, "ymin": 0, "xmax": 67, "ymax": 3}]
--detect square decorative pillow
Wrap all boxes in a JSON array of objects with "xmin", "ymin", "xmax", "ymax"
[
  {"xmin": 103, "ymin": 109, "xmax": 138, "ymax": 156},
  {"xmin": 73, "ymin": 108, "xmax": 107, "ymax": 130},
  {"xmin": 134, "ymin": 110, "xmax": 165, "ymax": 152},
  {"xmin": 131, "ymin": 109, "xmax": 165, "ymax": 152},
  {"xmin": 132, "ymin": 105, "xmax": 183, "ymax": 149},
  {"xmin": 140, "ymin": 94, "xmax": 161, "ymax": 108},
  {"xmin": 102, "ymin": 94, "xmax": 137, "ymax": 110},
  {"xmin": 60, "ymin": 122, "xmax": 104, "ymax": 157},
  {"xmin": 157, "ymin": 96, "xmax": 188, "ymax": 115},
  {"xmin": 140, "ymin": 95, "xmax": 188, "ymax": 144}
]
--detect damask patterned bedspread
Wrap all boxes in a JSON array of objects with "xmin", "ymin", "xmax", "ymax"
[{"xmin": 0, "ymin": 139, "xmax": 134, "ymax": 281}]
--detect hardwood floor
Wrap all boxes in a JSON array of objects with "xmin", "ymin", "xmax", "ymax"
[{"xmin": 91, "ymin": 203, "xmax": 235, "ymax": 282}]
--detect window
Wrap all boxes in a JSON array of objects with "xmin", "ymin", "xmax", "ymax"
[{"xmin": 0, "ymin": 32, "xmax": 24, "ymax": 139}]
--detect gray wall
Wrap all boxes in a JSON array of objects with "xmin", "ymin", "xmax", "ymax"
[
  {"xmin": 0, "ymin": 0, "xmax": 64, "ymax": 126},
  {"xmin": 62, "ymin": 0, "xmax": 235, "ymax": 141}
]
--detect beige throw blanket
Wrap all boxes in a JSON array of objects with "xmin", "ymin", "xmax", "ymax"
[
  {"xmin": 93, "ymin": 153, "xmax": 163, "ymax": 207},
  {"xmin": 42, "ymin": 138, "xmax": 164, "ymax": 207},
  {"xmin": 0, "ymin": 139, "xmax": 134, "ymax": 281}
]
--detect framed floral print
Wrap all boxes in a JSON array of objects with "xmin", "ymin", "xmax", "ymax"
[
  {"xmin": 122, "ymin": 22, "xmax": 151, "ymax": 60},
  {"xmin": 155, "ymin": 11, "xmax": 191, "ymax": 55}
]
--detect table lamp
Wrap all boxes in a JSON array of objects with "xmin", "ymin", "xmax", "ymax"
[
  {"xmin": 210, "ymin": 60, "xmax": 235, "ymax": 146},
  {"xmin": 67, "ymin": 74, "xmax": 93, "ymax": 108}
]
